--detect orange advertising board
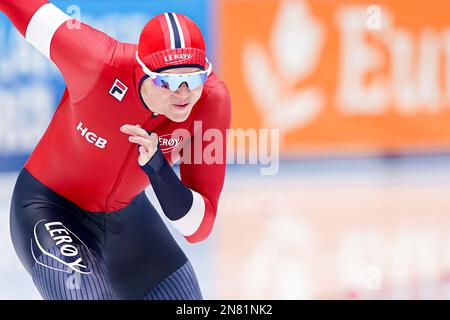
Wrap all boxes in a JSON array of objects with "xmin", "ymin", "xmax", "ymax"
[{"xmin": 219, "ymin": 0, "xmax": 450, "ymax": 155}]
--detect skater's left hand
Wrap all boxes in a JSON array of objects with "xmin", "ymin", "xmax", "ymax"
[{"xmin": 120, "ymin": 124, "xmax": 158, "ymax": 166}]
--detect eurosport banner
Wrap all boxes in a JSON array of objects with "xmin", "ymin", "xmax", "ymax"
[
  {"xmin": 0, "ymin": 0, "xmax": 211, "ymax": 171},
  {"xmin": 220, "ymin": 0, "xmax": 450, "ymax": 157}
]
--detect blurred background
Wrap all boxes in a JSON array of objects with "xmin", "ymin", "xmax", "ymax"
[{"xmin": 2, "ymin": 0, "xmax": 450, "ymax": 299}]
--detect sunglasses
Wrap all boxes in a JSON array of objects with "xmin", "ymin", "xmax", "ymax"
[{"xmin": 136, "ymin": 52, "xmax": 212, "ymax": 91}]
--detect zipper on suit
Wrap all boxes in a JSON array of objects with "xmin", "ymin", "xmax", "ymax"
[{"xmin": 105, "ymin": 119, "xmax": 152, "ymax": 211}]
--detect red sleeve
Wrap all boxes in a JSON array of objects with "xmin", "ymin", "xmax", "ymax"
[
  {"xmin": 180, "ymin": 81, "xmax": 232, "ymax": 243},
  {"xmin": 0, "ymin": 0, "xmax": 112, "ymax": 102}
]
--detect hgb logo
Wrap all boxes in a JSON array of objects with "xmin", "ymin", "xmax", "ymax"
[{"xmin": 77, "ymin": 122, "xmax": 107, "ymax": 149}]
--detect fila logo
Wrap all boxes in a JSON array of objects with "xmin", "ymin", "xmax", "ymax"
[
  {"xmin": 77, "ymin": 122, "xmax": 107, "ymax": 149},
  {"xmin": 109, "ymin": 79, "xmax": 128, "ymax": 101}
]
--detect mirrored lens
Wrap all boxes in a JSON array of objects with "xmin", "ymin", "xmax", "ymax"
[{"xmin": 152, "ymin": 73, "xmax": 208, "ymax": 91}]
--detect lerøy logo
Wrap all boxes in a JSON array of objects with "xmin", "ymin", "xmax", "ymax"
[
  {"xmin": 31, "ymin": 220, "xmax": 93, "ymax": 274},
  {"xmin": 164, "ymin": 53, "xmax": 193, "ymax": 65},
  {"xmin": 159, "ymin": 134, "xmax": 184, "ymax": 154},
  {"xmin": 109, "ymin": 79, "xmax": 128, "ymax": 101}
]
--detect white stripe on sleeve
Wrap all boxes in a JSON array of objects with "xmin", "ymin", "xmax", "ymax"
[
  {"xmin": 169, "ymin": 190, "xmax": 205, "ymax": 237},
  {"xmin": 25, "ymin": 3, "xmax": 71, "ymax": 60}
]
